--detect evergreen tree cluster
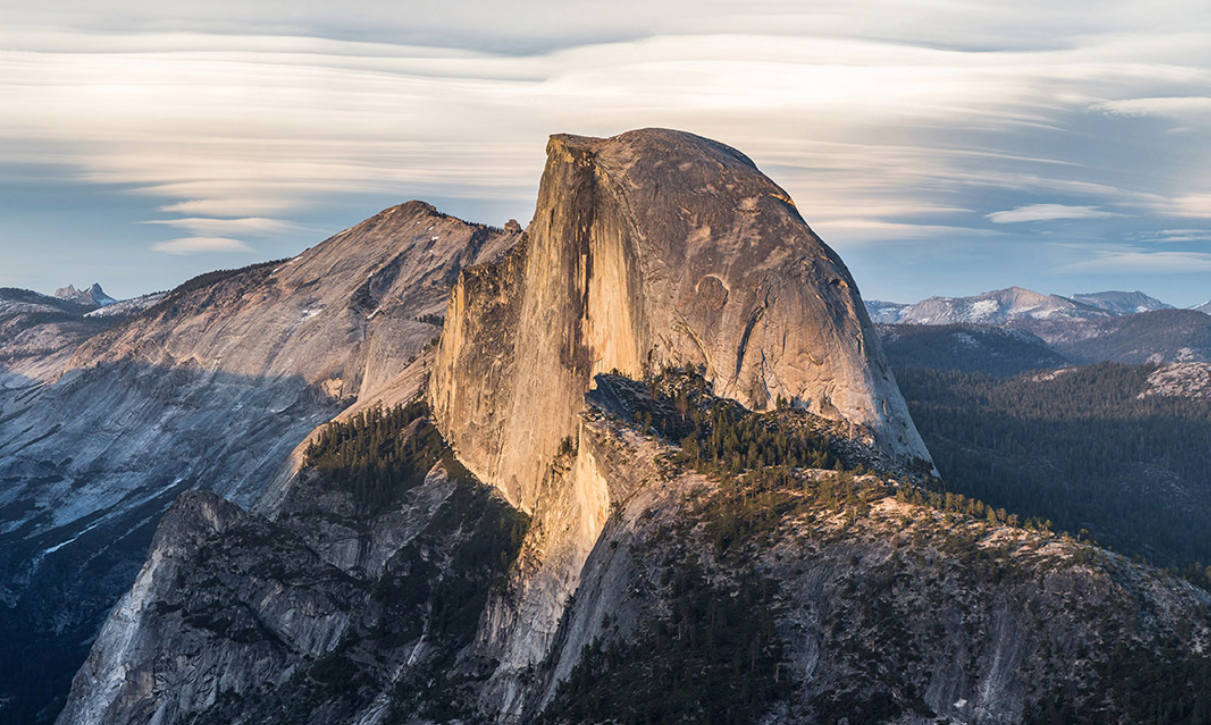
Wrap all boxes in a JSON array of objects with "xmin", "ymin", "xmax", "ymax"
[
  {"xmin": 540, "ymin": 561, "xmax": 786, "ymax": 725},
  {"xmin": 304, "ymin": 399, "xmax": 465, "ymax": 514},
  {"xmin": 601, "ymin": 366, "xmax": 1024, "ymax": 555},
  {"xmin": 1027, "ymin": 644, "xmax": 1211, "ymax": 725},
  {"xmin": 897, "ymin": 364, "xmax": 1211, "ymax": 571},
  {"xmin": 603, "ymin": 365, "xmax": 840, "ymax": 476},
  {"xmin": 705, "ymin": 467, "xmax": 886, "ymax": 554}
]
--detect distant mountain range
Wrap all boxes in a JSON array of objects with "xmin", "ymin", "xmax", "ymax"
[
  {"xmin": 869, "ymin": 287, "xmax": 1211, "ymax": 373},
  {"xmin": 52, "ymin": 283, "xmax": 116, "ymax": 308},
  {"xmin": 0, "ymin": 284, "xmax": 166, "ymax": 386},
  {"xmin": 866, "ymin": 287, "xmax": 1183, "ymax": 325},
  {"xmin": 1068, "ymin": 290, "xmax": 1174, "ymax": 315}
]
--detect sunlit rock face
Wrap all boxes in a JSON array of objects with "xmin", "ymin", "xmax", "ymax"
[
  {"xmin": 428, "ymin": 130, "xmax": 931, "ymax": 721},
  {"xmin": 432, "ymin": 128, "xmax": 929, "ymax": 514}
]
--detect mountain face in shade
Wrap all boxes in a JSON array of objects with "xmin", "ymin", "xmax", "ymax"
[
  {"xmin": 877, "ymin": 323, "xmax": 1069, "ymax": 376},
  {"xmin": 0, "ymin": 202, "xmax": 518, "ymax": 725},
  {"xmin": 1023, "ymin": 308, "xmax": 1211, "ymax": 364}
]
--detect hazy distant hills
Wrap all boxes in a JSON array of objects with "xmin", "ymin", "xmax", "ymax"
[
  {"xmin": 866, "ymin": 286, "xmax": 1180, "ymax": 325},
  {"xmin": 878, "ymin": 288, "xmax": 1211, "ymax": 572},
  {"xmin": 1015, "ymin": 309, "xmax": 1211, "ymax": 365},
  {"xmin": 1069, "ymin": 290, "xmax": 1173, "ymax": 315},
  {"xmin": 878, "ymin": 324, "xmax": 1069, "ymax": 376},
  {"xmin": 870, "ymin": 287, "xmax": 1211, "ymax": 374}
]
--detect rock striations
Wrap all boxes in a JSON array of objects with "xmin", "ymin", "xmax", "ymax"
[{"xmin": 427, "ymin": 130, "xmax": 930, "ymax": 720}]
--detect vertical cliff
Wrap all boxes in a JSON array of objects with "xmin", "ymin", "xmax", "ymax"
[
  {"xmin": 429, "ymin": 129, "xmax": 932, "ymax": 721},
  {"xmin": 431, "ymin": 129, "xmax": 929, "ymax": 516}
]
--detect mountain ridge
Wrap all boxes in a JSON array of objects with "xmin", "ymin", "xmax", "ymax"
[
  {"xmin": 53, "ymin": 283, "xmax": 116, "ymax": 309},
  {"xmin": 0, "ymin": 200, "xmax": 519, "ymax": 724},
  {"xmin": 867, "ymin": 288, "xmax": 1211, "ymax": 369},
  {"xmin": 867, "ymin": 287, "xmax": 1189, "ymax": 325}
]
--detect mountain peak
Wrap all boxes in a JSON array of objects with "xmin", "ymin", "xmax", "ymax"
[
  {"xmin": 549, "ymin": 128, "xmax": 760, "ymax": 171},
  {"xmin": 433, "ymin": 128, "xmax": 929, "ymax": 510},
  {"xmin": 53, "ymin": 282, "xmax": 116, "ymax": 308},
  {"xmin": 1070, "ymin": 290, "xmax": 1173, "ymax": 314}
]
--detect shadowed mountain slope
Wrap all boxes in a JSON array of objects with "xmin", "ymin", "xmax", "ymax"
[{"xmin": 0, "ymin": 202, "xmax": 518, "ymax": 724}]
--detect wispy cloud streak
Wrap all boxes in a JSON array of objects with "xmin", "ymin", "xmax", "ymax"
[
  {"xmin": 987, "ymin": 204, "xmax": 1124, "ymax": 223},
  {"xmin": 1, "ymin": 1, "xmax": 1211, "ymax": 304},
  {"xmin": 151, "ymin": 237, "xmax": 255, "ymax": 254}
]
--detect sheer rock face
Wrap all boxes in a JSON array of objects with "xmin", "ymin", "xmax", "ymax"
[
  {"xmin": 53, "ymin": 383, "xmax": 1211, "ymax": 725},
  {"xmin": 432, "ymin": 128, "xmax": 929, "ymax": 513},
  {"xmin": 429, "ymin": 130, "xmax": 930, "ymax": 721}
]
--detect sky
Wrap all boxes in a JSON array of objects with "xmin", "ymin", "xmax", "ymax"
[{"xmin": 1, "ymin": 1, "xmax": 1210, "ymax": 306}]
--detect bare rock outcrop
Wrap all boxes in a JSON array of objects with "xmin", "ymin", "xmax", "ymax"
[
  {"xmin": 54, "ymin": 372, "xmax": 1211, "ymax": 725},
  {"xmin": 428, "ymin": 129, "xmax": 932, "ymax": 721},
  {"xmin": 431, "ymin": 129, "xmax": 928, "ymax": 515}
]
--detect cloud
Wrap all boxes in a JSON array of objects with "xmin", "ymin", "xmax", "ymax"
[
  {"xmin": 1093, "ymin": 96, "xmax": 1211, "ymax": 124},
  {"xmin": 810, "ymin": 218, "xmax": 1000, "ymax": 246},
  {"xmin": 0, "ymin": 27, "xmax": 1196, "ymax": 234},
  {"xmin": 986, "ymin": 204, "xmax": 1124, "ymax": 223},
  {"xmin": 7, "ymin": 1, "xmax": 1211, "ymax": 57},
  {"xmin": 1161, "ymin": 194, "xmax": 1211, "ymax": 219},
  {"xmin": 1135, "ymin": 229, "xmax": 1211, "ymax": 243},
  {"xmin": 151, "ymin": 237, "xmax": 255, "ymax": 254},
  {"xmin": 1, "ymin": 4, "xmax": 1210, "ymax": 308},
  {"xmin": 1057, "ymin": 250, "xmax": 1211, "ymax": 273},
  {"xmin": 142, "ymin": 217, "xmax": 303, "ymax": 236}
]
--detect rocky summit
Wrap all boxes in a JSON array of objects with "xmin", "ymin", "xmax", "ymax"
[
  {"xmin": 432, "ymin": 129, "xmax": 929, "ymax": 515},
  {"xmin": 20, "ymin": 130, "xmax": 1211, "ymax": 725}
]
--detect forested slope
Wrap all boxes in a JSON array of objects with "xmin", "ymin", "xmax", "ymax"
[{"xmin": 898, "ymin": 363, "xmax": 1211, "ymax": 573}]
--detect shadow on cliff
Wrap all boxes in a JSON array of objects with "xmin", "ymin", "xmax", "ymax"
[{"xmin": 0, "ymin": 360, "xmax": 347, "ymax": 725}]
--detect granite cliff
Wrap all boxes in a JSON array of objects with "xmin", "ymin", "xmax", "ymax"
[
  {"xmin": 427, "ymin": 130, "xmax": 930, "ymax": 717},
  {"xmin": 55, "ymin": 372, "xmax": 1211, "ymax": 725},
  {"xmin": 432, "ymin": 129, "xmax": 928, "ymax": 512}
]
